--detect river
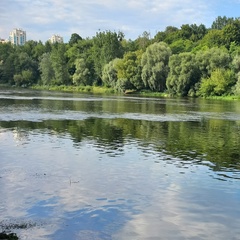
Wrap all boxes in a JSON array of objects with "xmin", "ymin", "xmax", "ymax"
[{"xmin": 0, "ymin": 89, "xmax": 240, "ymax": 240}]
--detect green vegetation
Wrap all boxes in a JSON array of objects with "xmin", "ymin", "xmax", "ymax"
[
  {"xmin": 31, "ymin": 84, "xmax": 116, "ymax": 94},
  {"xmin": 1, "ymin": 16, "xmax": 240, "ymax": 98}
]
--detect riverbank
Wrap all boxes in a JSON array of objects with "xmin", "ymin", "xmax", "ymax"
[
  {"xmin": 30, "ymin": 85, "xmax": 173, "ymax": 98},
  {"xmin": 30, "ymin": 85, "xmax": 240, "ymax": 100},
  {"xmin": 31, "ymin": 84, "xmax": 117, "ymax": 94},
  {"xmin": 1, "ymin": 84, "xmax": 240, "ymax": 100}
]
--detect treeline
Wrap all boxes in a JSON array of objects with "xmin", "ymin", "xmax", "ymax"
[{"xmin": 1, "ymin": 16, "xmax": 240, "ymax": 97}]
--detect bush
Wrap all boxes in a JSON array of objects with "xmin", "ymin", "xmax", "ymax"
[{"xmin": 198, "ymin": 68, "xmax": 236, "ymax": 96}]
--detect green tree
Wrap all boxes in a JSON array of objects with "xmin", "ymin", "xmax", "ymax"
[
  {"xmin": 0, "ymin": 42, "xmax": 14, "ymax": 63},
  {"xmin": 44, "ymin": 41, "xmax": 52, "ymax": 53},
  {"xmin": 69, "ymin": 33, "xmax": 82, "ymax": 46},
  {"xmin": 196, "ymin": 47, "xmax": 230, "ymax": 78},
  {"xmin": 211, "ymin": 16, "xmax": 234, "ymax": 30},
  {"xmin": 178, "ymin": 24, "xmax": 207, "ymax": 42},
  {"xmin": 229, "ymin": 42, "xmax": 240, "ymax": 57},
  {"xmin": 121, "ymin": 39, "xmax": 138, "ymax": 52},
  {"xmin": 154, "ymin": 26, "xmax": 179, "ymax": 44},
  {"xmin": 115, "ymin": 78, "xmax": 133, "ymax": 92},
  {"xmin": 196, "ymin": 29, "xmax": 224, "ymax": 49},
  {"xmin": 232, "ymin": 54, "xmax": 240, "ymax": 95},
  {"xmin": 234, "ymin": 72, "xmax": 240, "ymax": 95},
  {"xmin": 169, "ymin": 39, "xmax": 194, "ymax": 54},
  {"xmin": 0, "ymin": 59, "xmax": 3, "ymax": 82},
  {"xmin": 135, "ymin": 31, "xmax": 151, "ymax": 50},
  {"xmin": 13, "ymin": 70, "xmax": 33, "ymax": 86},
  {"xmin": 141, "ymin": 42, "xmax": 172, "ymax": 91},
  {"xmin": 50, "ymin": 43, "xmax": 70, "ymax": 85},
  {"xmin": 39, "ymin": 53, "xmax": 54, "ymax": 85},
  {"xmin": 232, "ymin": 54, "xmax": 240, "ymax": 73},
  {"xmin": 92, "ymin": 30, "xmax": 124, "ymax": 81},
  {"xmin": 22, "ymin": 40, "xmax": 38, "ymax": 58},
  {"xmin": 0, "ymin": 43, "xmax": 15, "ymax": 83},
  {"xmin": 167, "ymin": 52, "xmax": 200, "ymax": 96},
  {"xmin": 198, "ymin": 68, "xmax": 235, "ymax": 96},
  {"xmin": 12, "ymin": 51, "xmax": 39, "ymax": 84},
  {"xmin": 116, "ymin": 50, "xmax": 144, "ymax": 90},
  {"xmin": 222, "ymin": 19, "xmax": 240, "ymax": 48},
  {"xmin": 102, "ymin": 58, "xmax": 120, "ymax": 88},
  {"xmin": 195, "ymin": 24, "xmax": 208, "ymax": 40},
  {"xmin": 179, "ymin": 24, "xmax": 193, "ymax": 40},
  {"xmin": 0, "ymin": 52, "xmax": 17, "ymax": 84},
  {"xmin": 72, "ymin": 58, "xmax": 92, "ymax": 86},
  {"xmin": 32, "ymin": 41, "xmax": 46, "ymax": 60},
  {"xmin": 21, "ymin": 40, "xmax": 47, "ymax": 64},
  {"xmin": 66, "ymin": 38, "xmax": 94, "ymax": 77}
]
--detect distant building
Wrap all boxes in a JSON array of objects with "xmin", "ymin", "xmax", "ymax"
[
  {"xmin": 0, "ymin": 38, "xmax": 8, "ymax": 44},
  {"xmin": 9, "ymin": 28, "xmax": 26, "ymax": 46},
  {"xmin": 49, "ymin": 34, "xmax": 63, "ymax": 44}
]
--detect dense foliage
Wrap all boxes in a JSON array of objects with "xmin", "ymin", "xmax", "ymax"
[{"xmin": 1, "ymin": 16, "xmax": 240, "ymax": 97}]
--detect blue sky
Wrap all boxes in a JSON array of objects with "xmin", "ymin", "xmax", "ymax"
[{"xmin": 0, "ymin": 0, "xmax": 240, "ymax": 43}]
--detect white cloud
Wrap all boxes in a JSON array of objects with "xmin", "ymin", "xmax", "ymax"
[{"xmin": 0, "ymin": 0, "xmax": 239, "ymax": 42}]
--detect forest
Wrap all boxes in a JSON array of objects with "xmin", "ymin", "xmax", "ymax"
[{"xmin": 1, "ymin": 16, "xmax": 240, "ymax": 97}]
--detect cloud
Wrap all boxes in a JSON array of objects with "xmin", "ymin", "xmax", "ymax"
[
  {"xmin": 0, "ymin": 0, "xmax": 239, "ymax": 42},
  {"xmin": 113, "ymin": 181, "xmax": 240, "ymax": 239}
]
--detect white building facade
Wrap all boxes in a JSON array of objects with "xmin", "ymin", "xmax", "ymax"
[
  {"xmin": 49, "ymin": 34, "xmax": 63, "ymax": 44},
  {"xmin": 9, "ymin": 28, "xmax": 26, "ymax": 46}
]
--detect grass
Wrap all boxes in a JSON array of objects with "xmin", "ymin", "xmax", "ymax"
[
  {"xmin": 138, "ymin": 90, "xmax": 170, "ymax": 97},
  {"xmin": 31, "ymin": 84, "xmax": 117, "ymax": 94},
  {"xmin": 6, "ymin": 84, "xmax": 240, "ymax": 100},
  {"xmin": 203, "ymin": 95, "xmax": 240, "ymax": 100}
]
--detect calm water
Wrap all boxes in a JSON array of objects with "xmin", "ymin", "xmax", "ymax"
[{"xmin": 0, "ymin": 89, "xmax": 240, "ymax": 240}]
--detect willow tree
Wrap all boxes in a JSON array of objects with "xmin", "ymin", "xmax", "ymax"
[
  {"xmin": 167, "ymin": 52, "xmax": 200, "ymax": 96},
  {"xmin": 102, "ymin": 58, "xmax": 120, "ymax": 88},
  {"xmin": 196, "ymin": 47, "xmax": 231, "ymax": 78},
  {"xmin": 141, "ymin": 42, "xmax": 172, "ymax": 92}
]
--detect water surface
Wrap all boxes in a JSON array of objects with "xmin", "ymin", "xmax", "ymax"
[{"xmin": 0, "ymin": 89, "xmax": 240, "ymax": 239}]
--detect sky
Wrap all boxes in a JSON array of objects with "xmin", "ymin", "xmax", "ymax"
[{"xmin": 0, "ymin": 0, "xmax": 240, "ymax": 43}]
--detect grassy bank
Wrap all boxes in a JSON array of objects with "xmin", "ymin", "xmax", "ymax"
[
  {"xmin": 138, "ymin": 90, "xmax": 170, "ymax": 98},
  {"xmin": 3, "ymin": 84, "xmax": 240, "ymax": 100},
  {"xmin": 204, "ymin": 95, "xmax": 240, "ymax": 100},
  {"xmin": 31, "ymin": 84, "xmax": 117, "ymax": 94},
  {"xmin": 31, "ymin": 85, "xmax": 172, "ymax": 98}
]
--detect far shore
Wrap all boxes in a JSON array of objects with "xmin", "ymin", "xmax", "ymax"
[{"xmin": 1, "ymin": 84, "xmax": 240, "ymax": 100}]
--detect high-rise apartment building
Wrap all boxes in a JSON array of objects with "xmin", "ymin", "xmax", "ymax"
[
  {"xmin": 49, "ymin": 34, "xmax": 63, "ymax": 44},
  {"xmin": 9, "ymin": 28, "xmax": 26, "ymax": 45}
]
